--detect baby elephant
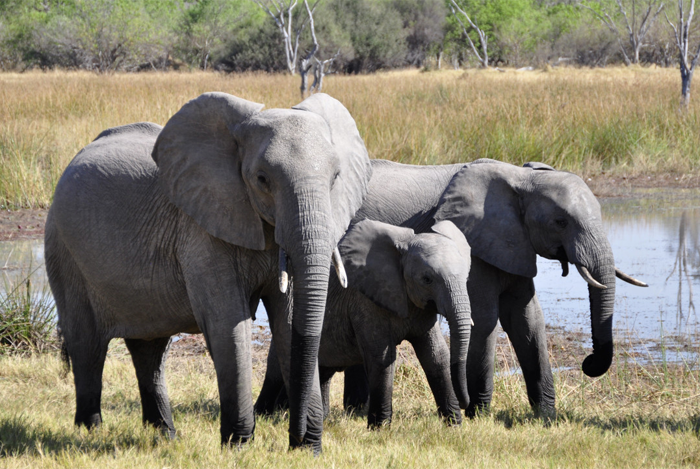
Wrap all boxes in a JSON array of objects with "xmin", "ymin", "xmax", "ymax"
[{"xmin": 260, "ymin": 219, "xmax": 473, "ymax": 428}]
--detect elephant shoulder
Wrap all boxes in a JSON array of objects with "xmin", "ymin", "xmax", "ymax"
[{"xmin": 94, "ymin": 122, "xmax": 162, "ymax": 142}]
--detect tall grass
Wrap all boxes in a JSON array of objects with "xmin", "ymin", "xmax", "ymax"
[
  {"xmin": 0, "ymin": 67, "xmax": 698, "ymax": 208},
  {"xmin": 0, "ymin": 268, "xmax": 56, "ymax": 354},
  {"xmin": 0, "ymin": 336, "xmax": 697, "ymax": 468}
]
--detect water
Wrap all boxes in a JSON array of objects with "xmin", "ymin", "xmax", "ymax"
[
  {"xmin": 5, "ymin": 189, "xmax": 700, "ymax": 362},
  {"xmin": 535, "ymin": 189, "xmax": 700, "ymax": 362}
]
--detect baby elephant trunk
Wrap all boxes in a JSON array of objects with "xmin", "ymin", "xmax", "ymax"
[{"xmin": 442, "ymin": 279, "xmax": 472, "ymax": 410}]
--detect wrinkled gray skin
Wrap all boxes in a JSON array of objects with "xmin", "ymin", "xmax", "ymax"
[
  {"xmin": 45, "ymin": 92, "xmax": 371, "ymax": 453},
  {"xmin": 260, "ymin": 158, "xmax": 629, "ymax": 418},
  {"xmin": 259, "ymin": 219, "xmax": 472, "ymax": 427}
]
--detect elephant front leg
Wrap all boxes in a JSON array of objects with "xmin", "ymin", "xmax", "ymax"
[
  {"xmin": 255, "ymin": 339, "xmax": 288, "ymax": 416},
  {"xmin": 409, "ymin": 325, "xmax": 462, "ymax": 425},
  {"xmin": 499, "ymin": 280, "xmax": 556, "ymax": 419},
  {"xmin": 466, "ymin": 258, "xmax": 501, "ymax": 418},
  {"xmin": 363, "ymin": 348, "xmax": 396, "ymax": 429}
]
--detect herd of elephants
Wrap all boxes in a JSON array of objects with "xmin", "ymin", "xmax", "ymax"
[{"xmin": 44, "ymin": 92, "xmax": 648, "ymax": 454}]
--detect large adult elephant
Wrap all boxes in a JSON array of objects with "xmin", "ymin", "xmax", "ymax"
[
  {"xmin": 45, "ymin": 92, "xmax": 372, "ymax": 453},
  {"xmin": 258, "ymin": 158, "xmax": 646, "ymax": 418}
]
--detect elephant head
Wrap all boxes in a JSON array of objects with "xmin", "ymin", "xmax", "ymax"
[
  {"xmin": 151, "ymin": 92, "xmax": 372, "ymax": 446},
  {"xmin": 434, "ymin": 160, "xmax": 646, "ymax": 378},
  {"xmin": 339, "ymin": 219, "xmax": 473, "ymax": 409}
]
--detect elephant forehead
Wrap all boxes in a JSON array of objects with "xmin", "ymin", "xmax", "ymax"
[
  {"xmin": 406, "ymin": 235, "xmax": 469, "ymax": 269},
  {"xmin": 533, "ymin": 172, "xmax": 601, "ymax": 217}
]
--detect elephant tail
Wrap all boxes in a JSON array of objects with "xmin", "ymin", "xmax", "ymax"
[{"xmin": 58, "ymin": 330, "xmax": 71, "ymax": 378}]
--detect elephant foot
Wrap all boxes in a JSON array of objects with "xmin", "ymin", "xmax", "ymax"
[
  {"xmin": 221, "ymin": 433, "xmax": 254, "ymax": 447},
  {"xmin": 534, "ymin": 405, "xmax": 556, "ymax": 426},
  {"xmin": 441, "ymin": 409, "xmax": 463, "ymax": 427},
  {"xmin": 75, "ymin": 413, "xmax": 102, "ymax": 430},
  {"xmin": 465, "ymin": 402, "xmax": 491, "ymax": 419},
  {"xmin": 288, "ymin": 434, "xmax": 322, "ymax": 457}
]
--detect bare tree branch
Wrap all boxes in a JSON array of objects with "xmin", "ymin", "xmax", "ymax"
[
  {"xmin": 449, "ymin": 0, "xmax": 488, "ymax": 68},
  {"xmin": 665, "ymin": 0, "xmax": 700, "ymax": 108}
]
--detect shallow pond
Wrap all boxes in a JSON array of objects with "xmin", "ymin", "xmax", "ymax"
[{"xmin": 4, "ymin": 188, "xmax": 700, "ymax": 362}]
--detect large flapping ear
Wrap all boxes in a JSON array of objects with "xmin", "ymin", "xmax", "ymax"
[
  {"xmin": 293, "ymin": 94, "xmax": 372, "ymax": 243},
  {"xmin": 339, "ymin": 219, "xmax": 415, "ymax": 318},
  {"xmin": 152, "ymin": 93, "xmax": 265, "ymax": 250},
  {"xmin": 433, "ymin": 163, "xmax": 538, "ymax": 278},
  {"xmin": 431, "ymin": 220, "xmax": 471, "ymax": 261}
]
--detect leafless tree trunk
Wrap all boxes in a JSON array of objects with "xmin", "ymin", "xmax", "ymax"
[
  {"xmin": 311, "ymin": 51, "xmax": 339, "ymax": 93},
  {"xmin": 584, "ymin": 1, "xmax": 665, "ymax": 65},
  {"xmin": 666, "ymin": 0, "xmax": 700, "ymax": 108},
  {"xmin": 449, "ymin": 0, "xmax": 488, "ymax": 68},
  {"xmin": 299, "ymin": 0, "xmax": 319, "ymax": 97},
  {"xmin": 253, "ymin": 0, "xmax": 315, "ymax": 75}
]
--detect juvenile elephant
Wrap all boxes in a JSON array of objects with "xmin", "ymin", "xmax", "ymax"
[
  {"xmin": 259, "ymin": 158, "xmax": 646, "ymax": 418},
  {"xmin": 45, "ymin": 92, "xmax": 372, "ymax": 452},
  {"xmin": 257, "ymin": 219, "xmax": 472, "ymax": 427}
]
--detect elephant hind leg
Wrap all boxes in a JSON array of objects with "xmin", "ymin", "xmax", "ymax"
[
  {"xmin": 124, "ymin": 337, "xmax": 176, "ymax": 438},
  {"xmin": 47, "ymin": 243, "xmax": 109, "ymax": 429},
  {"xmin": 343, "ymin": 364, "xmax": 369, "ymax": 415}
]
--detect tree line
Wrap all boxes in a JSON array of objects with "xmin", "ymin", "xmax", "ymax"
[{"xmin": 0, "ymin": 0, "xmax": 693, "ymax": 73}]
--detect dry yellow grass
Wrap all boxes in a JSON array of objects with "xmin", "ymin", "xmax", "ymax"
[
  {"xmin": 1, "ymin": 67, "xmax": 699, "ymax": 208},
  {"xmin": 0, "ymin": 338, "xmax": 698, "ymax": 468}
]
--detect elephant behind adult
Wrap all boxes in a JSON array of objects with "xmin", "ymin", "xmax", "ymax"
[
  {"xmin": 45, "ymin": 92, "xmax": 372, "ymax": 452},
  {"xmin": 272, "ymin": 219, "xmax": 472, "ymax": 428},
  {"xmin": 258, "ymin": 158, "xmax": 645, "ymax": 418}
]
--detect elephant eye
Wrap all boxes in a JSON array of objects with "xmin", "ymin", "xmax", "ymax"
[
  {"xmin": 555, "ymin": 219, "xmax": 568, "ymax": 229},
  {"xmin": 331, "ymin": 171, "xmax": 340, "ymax": 189},
  {"xmin": 257, "ymin": 172, "xmax": 270, "ymax": 190},
  {"xmin": 422, "ymin": 275, "xmax": 433, "ymax": 285}
]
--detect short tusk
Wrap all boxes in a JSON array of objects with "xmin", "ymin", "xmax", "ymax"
[
  {"xmin": 332, "ymin": 247, "xmax": 348, "ymax": 288},
  {"xmin": 615, "ymin": 267, "xmax": 648, "ymax": 287},
  {"xmin": 470, "ymin": 318, "xmax": 475, "ymax": 327},
  {"xmin": 279, "ymin": 248, "xmax": 289, "ymax": 294},
  {"xmin": 576, "ymin": 264, "xmax": 607, "ymax": 290}
]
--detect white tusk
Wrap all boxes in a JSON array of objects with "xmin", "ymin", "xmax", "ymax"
[
  {"xmin": 279, "ymin": 248, "xmax": 289, "ymax": 294},
  {"xmin": 615, "ymin": 268, "xmax": 648, "ymax": 287},
  {"xmin": 576, "ymin": 264, "xmax": 607, "ymax": 290},
  {"xmin": 470, "ymin": 318, "xmax": 475, "ymax": 327},
  {"xmin": 332, "ymin": 247, "xmax": 348, "ymax": 288}
]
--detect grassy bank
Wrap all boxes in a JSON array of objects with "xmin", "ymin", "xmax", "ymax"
[
  {"xmin": 1, "ymin": 67, "xmax": 699, "ymax": 209},
  {"xmin": 0, "ymin": 338, "xmax": 698, "ymax": 468}
]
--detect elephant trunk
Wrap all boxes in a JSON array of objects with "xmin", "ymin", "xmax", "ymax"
[
  {"xmin": 573, "ymin": 235, "xmax": 616, "ymax": 378},
  {"xmin": 282, "ymin": 190, "xmax": 334, "ymax": 452},
  {"xmin": 441, "ymin": 278, "xmax": 471, "ymax": 410}
]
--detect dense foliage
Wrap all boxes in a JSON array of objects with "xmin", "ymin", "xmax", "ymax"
[{"xmin": 0, "ymin": 0, "xmax": 684, "ymax": 72}]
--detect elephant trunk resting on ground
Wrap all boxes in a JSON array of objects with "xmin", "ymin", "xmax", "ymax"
[
  {"xmin": 257, "ymin": 158, "xmax": 647, "ymax": 418},
  {"xmin": 45, "ymin": 92, "xmax": 372, "ymax": 454}
]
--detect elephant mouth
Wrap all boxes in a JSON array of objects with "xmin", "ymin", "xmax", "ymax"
[{"xmin": 554, "ymin": 246, "xmax": 569, "ymax": 277}]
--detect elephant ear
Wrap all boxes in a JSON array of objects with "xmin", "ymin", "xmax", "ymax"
[
  {"xmin": 433, "ymin": 164, "xmax": 538, "ymax": 278},
  {"xmin": 431, "ymin": 220, "xmax": 471, "ymax": 261},
  {"xmin": 523, "ymin": 161, "xmax": 555, "ymax": 171},
  {"xmin": 339, "ymin": 219, "xmax": 414, "ymax": 319},
  {"xmin": 293, "ymin": 94, "xmax": 372, "ymax": 243},
  {"xmin": 152, "ymin": 92, "xmax": 265, "ymax": 250}
]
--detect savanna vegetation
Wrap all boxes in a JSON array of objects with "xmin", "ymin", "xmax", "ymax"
[
  {"xmin": 0, "ymin": 330, "xmax": 698, "ymax": 468},
  {"xmin": 0, "ymin": 0, "xmax": 685, "ymax": 72},
  {"xmin": 1, "ymin": 67, "xmax": 699, "ymax": 209}
]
